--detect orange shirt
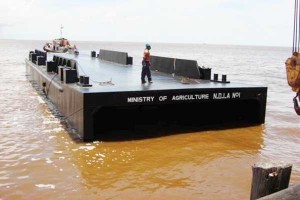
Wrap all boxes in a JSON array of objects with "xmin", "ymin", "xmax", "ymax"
[{"xmin": 143, "ymin": 49, "xmax": 150, "ymax": 62}]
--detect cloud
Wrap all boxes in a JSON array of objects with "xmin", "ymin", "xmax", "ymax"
[
  {"xmin": 0, "ymin": 0, "xmax": 37, "ymax": 25},
  {"xmin": 0, "ymin": 0, "xmax": 294, "ymax": 46}
]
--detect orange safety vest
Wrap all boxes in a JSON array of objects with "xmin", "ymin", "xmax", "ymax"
[{"xmin": 143, "ymin": 49, "xmax": 150, "ymax": 62}]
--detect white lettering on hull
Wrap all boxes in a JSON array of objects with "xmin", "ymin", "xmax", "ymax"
[
  {"xmin": 127, "ymin": 92, "xmax": 241, "ymax": 103},
  {"xmin": 213, "ymin": 93, "xmax": 231, "ymax": 99},
  {"xmin": 127, "ymin": 96, "xmax": 155, "ymax": 103}
]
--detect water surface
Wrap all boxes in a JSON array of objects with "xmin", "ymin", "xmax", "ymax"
[{"xmin": 0, "ymin": 40, "xmax": 299, "ymax": 200}]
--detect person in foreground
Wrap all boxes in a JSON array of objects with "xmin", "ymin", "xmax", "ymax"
[{"xmin": 141, "ymin": 43, "xmax": 153, "ymax": 84}]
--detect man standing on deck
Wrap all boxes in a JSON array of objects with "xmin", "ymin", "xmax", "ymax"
[{"xmin": 141, "ymin": 43, "xmax": 153, "ymax": 84}]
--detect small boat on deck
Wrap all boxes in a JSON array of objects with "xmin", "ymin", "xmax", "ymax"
[{"xmin": 43, "ymin": 38, "xmax": 79, "ymax": 55}]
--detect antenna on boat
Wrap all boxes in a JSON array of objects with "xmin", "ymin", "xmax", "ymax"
[{"xmin": 60, "ymin": 24, "xmax": 64, "ymax": 38}]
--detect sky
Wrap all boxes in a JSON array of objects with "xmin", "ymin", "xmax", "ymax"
[{"xmin": 0, "ymin": 0, "xmax": 294, "ymax": 47}]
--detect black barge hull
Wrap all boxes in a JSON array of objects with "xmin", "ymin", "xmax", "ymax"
[{"xmin": 26, "ymin": 50, "xmax": 267, "ymax": 141}]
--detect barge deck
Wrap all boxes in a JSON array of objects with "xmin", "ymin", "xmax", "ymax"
[{"xmin": 26, "ymin": 49, "xmax": 267, "ymax": 141}]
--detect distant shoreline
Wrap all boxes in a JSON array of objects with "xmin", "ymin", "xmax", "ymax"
[{"xmin": 0, "ymin": 38, "xmax": 290, "ymax": 48}]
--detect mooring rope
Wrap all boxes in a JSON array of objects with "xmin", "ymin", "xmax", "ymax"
[
  {"xmin": 292, "ymin": 0, "xmax": 300, "ymax": 53},
  {"xmin": 293, "ymin": 0, "xmax": 297, "ymax": 52},
  {"xmin": 45, "ymin": 73, "xmax": 58, "ymax": 98},
  {"xmin": 293, "ymin": 0, "xmax": 300, "ymax": 53},
  {"xmin": 173, "ymin": 58, "xmax": 176, "ymax": 77},
  {"xmin": 76, "ymin": 61, "xmax": 114, "ymax": 86},
  {"xmin": 298, "ymin": 0, "xmax": 300, "ymax": 52},
  {"xmin": 63, "ymin": 107, "xmax": 84, "ymax": 120}
]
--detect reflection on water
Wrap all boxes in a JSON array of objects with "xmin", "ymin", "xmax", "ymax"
[
  {"xmin": 70, "ymin": 127, "xmax": 264, "ymax": 199},
  {"xmin": 0, "ymin": 40, "xmax": 300, "ymax": 200}
]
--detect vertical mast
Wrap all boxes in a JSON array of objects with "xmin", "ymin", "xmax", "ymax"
[{"xmin": 60, "ymin": 24, "xmax": 64, "ymax": 38}]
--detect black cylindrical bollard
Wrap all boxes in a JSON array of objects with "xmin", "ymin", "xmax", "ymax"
[
  {"xmin": 222, "ymin": 75, "xmax": 227, "ymax": 82},
  {"xmin": 29, "ymin": 51, "xmax": 34, "ymax": 60},
  {"xmin": 31, "ymin": 53, "xmax": 37, "ymax": 63},
  {"xmin": 83, "ymin": 76, "xmax": 89, "ymax": 85},
  {"xmin": 214, "ymin": 74, "xmax": 218, "ymax": 81},
  {"xmin": 91, "ymin": 51, "xmax": 96, "ymax": 58},
  {"xmin": 79, "ymin": 75, "xmax": 84, "ymax": 84},
  {"xmin": 204, "ymin": 68, "xmax": 211, "ymax": 80}
]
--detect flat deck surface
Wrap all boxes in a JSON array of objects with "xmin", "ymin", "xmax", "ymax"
[{"xmin": 49, "ymin": 53, "xmax": 266, "ymax": 93}]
